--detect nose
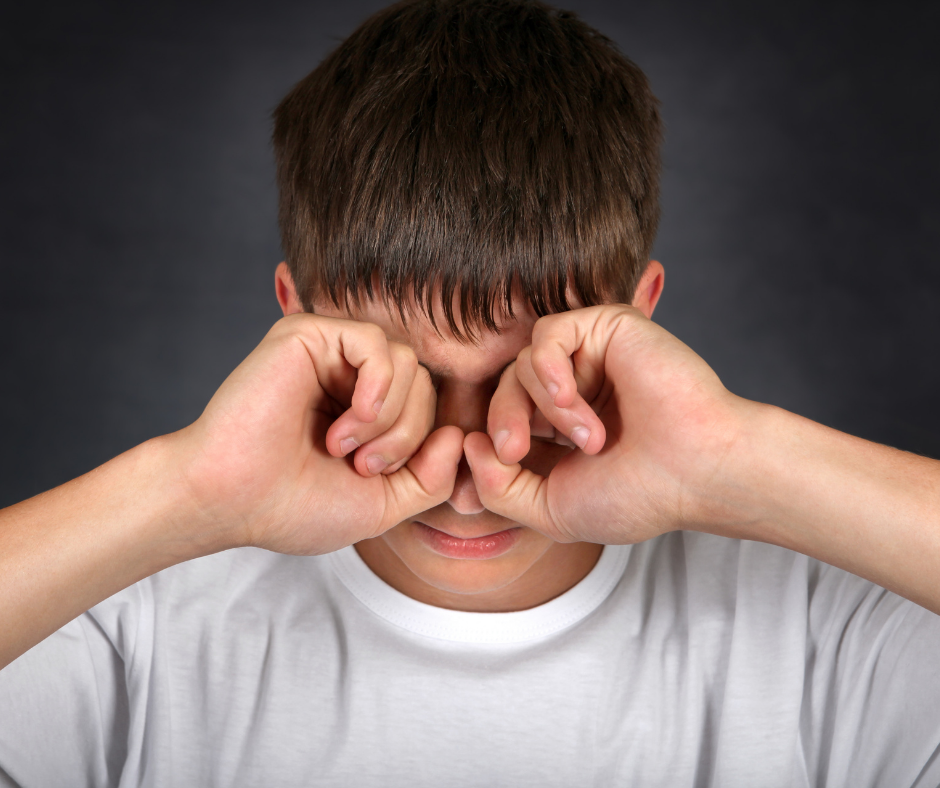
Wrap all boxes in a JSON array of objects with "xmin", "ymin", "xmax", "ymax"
[
  {"xmin": 435, "ymin": 380, "xmax": 490, "ymax": 514},
  {"xmin": 449, "ymin": 458, "xmax": 486, "ymax": 514}
]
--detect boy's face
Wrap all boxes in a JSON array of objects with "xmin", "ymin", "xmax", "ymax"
[{"xmin": 276, "ymin": 262, "xmax": 664, "ymax": 612}]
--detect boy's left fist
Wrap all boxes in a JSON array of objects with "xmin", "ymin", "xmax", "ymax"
[{"xmin": 463, "ymin": 305, "xmax": 753, "ymax": 546}]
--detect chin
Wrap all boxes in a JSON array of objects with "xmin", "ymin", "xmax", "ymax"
[{"xmin": 404, "ymin": 553, "xmax": 539, "ymax": 596}]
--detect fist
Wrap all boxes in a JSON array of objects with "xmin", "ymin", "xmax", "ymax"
[
  {"xmin": 176, "ymin": 313, "xmax": 464, "ymax": 555},
  {"xmin": 464, "ymin": 305, "xmax": 749, "ymax": 545}
]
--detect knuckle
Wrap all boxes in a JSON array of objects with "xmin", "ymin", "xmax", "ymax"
[
  {"xmin": 390, "ymin": 342, "xmax": 418, "ymax": 373},
  {"xmin": 283, "ymin": 311, "xmax": 311, "ymax": 325},
  {"xmin": 376, "ymin": 424, "xmax": 419, "ymax": 458},
  {"xmin": 532, "ymin": 311, "xmax": 562, "ymax": 338},
  {"xmin": 392, "ymin": 434, "xmax": 418, "ymax": 457},
  {"xmin": 361, "ymin": 321, "xmax": 387, "ymax": 345},
  {"xmin": 528, "ymin": 344, "xmax": 554, "ymax": 371},
  {"xmin": 399, "ymin": 416, "xmax": 430, "ymax": 448},
  {"xmin": 272, "ymin": 311, "xmax": 306, "ymax": 336},
  {"xmin": 530, "ymin": 319, "xmax": 549, "ymax": 344}
]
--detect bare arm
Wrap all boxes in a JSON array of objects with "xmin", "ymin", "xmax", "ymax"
[
  {"xmin": 467, "ymin": 305, "xmax": 940, "ymax": 615},
  {"xmin": 725, "ymin": 403, "xmax": 940, "ymax": 613},
  {"xmin": 0, "ymin": 437, "xmax": 207, "ymax": 670},
  {"xmin": 0, "ymin": 313, "xmax": 462, "ymax": 670}
]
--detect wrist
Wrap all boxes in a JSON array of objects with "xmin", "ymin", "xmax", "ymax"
[
  {"xmin": 680, "ymin": 395, "xmax": 779, "ymax": 539},
  {"xmin": 147, "ymin": 429, "xmax": 250, "ymax": 557}
]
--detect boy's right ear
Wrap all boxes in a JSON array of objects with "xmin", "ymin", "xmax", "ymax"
[{"xmin": 275, "ymin": 262, "xmax": 306, "ymax": 316}]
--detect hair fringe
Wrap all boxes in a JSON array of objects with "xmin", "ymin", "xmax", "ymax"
[{"xmin": 273, "ymin": 0, "xmax": 661, "ymax": 340}]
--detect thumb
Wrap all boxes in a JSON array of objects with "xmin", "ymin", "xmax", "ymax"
[
  {"xmin": 462, "ymin": 432, "xmax": 569, "ymax": 541},
  {"xmin": 379, "ymin": 426, "xmax": 464, "ymax": 529}
]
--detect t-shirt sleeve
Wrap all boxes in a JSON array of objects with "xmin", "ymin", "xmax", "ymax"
[
  {"xmin": 804, "ymin": 563, "xmax": 940, "ymax": 787},
  {"xmin": 0, "ymin": 613, "xmax": 129, "ymax": 788}
]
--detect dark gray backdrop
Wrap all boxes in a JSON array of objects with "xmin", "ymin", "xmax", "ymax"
[{"xmin": 1, "ymin": 0, "xmax": 938, "ymax": 508}]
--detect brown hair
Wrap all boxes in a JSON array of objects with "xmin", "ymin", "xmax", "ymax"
[{"xmin": 273, "ymin": 0, "xmax": 661, "ymax": 339}]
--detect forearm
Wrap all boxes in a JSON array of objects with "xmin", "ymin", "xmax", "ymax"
[
  {"xmin": 0, "ymin": 434, "xmax": 223, "ymax": 669},
  {"xmin": 713, "ymin": 402, "xmax": 940, "ymax": 613}
]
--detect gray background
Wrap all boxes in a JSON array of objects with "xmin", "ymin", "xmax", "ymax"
[{"xmin": 1, "ymin": 0, "xmax": 938, "ymax": 507}]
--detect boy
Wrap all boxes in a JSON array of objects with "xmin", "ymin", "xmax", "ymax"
[{"xmin": 2, "ymin": 0, "xmax": 940, "ymax": 785}]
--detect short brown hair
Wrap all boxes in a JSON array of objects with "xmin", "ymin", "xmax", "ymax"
[{"xmin": 273, "ymin": 0, "xmax": 661, "ymax": 338}]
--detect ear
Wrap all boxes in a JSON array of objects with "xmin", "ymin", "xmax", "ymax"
[
  {"xmin": 275, "ymin": 262, "xmax": 306, "ymax": 316},
  {"xmin": 631, "ymin": 260, "xmax": 665, "ymax": 319}
]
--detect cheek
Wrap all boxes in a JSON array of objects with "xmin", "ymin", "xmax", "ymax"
[{"xmin": 520, "ymin": 441, "xmax": 573, "ymax": 477}]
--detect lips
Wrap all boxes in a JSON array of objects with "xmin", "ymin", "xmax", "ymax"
[{"xmin": 413, "ymin": 522, "xmax": 520, "ymax": 560}]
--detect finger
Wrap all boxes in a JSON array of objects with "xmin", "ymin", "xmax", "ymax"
[
  {"xmin": 569, "ymin": 344, "xmax": 608, "ymax": 410},
  {"xmin": 527, "ymin": 312, "xmax": 595, "ymax": 409},
  {"xmin": 378, "ymin": 426, "xmax": 465, "ymax": 530},
  {"xmin": 529, "ymin": 409, "xmax": 554, "ymax": 439},
  {"xmin": 355, "ymin": 364, "xmax": 437, "ymax": 476},
  {"xmin": 340, "ymin": 323, "xmax": 398, "ymax": 422},
  {"xmin": 486, "ymin": 361, "xmax": 535, "ymax": 465},
  {"xmin": 515, "ymin": 347, "xmax": 606, "ymax": 454},
  {"xmin": 527, "ymin": 308, "xmax": 617, "ymax": 408},
  {"xmin": 463, "ymin": 431, "xmax": 568, "ymax": 540},
  {"xmin": 284, "ymin": 314, "xmax": 395, "ymax": 423},
  {"xmin": 326, "ymin": 341, "xmax": 418, "ymax": 457},
  {"xmin": 528, "ymin": 409, "xmax": 577, "ymax": 448}
]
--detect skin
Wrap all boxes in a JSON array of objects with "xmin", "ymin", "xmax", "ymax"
[
  {"xmin": 274, "ymin": 262, "xmax": 665, "ymax": 611},
  {"xmin": 2, "ymin": 259, "xmax": 940, "ymax": 671}
]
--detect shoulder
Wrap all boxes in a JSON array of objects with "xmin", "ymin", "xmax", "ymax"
[
  {"xmin": 616, "ymin": 531, "xmax": 811, "ymax": 608},
  {"xmin": 87, "ymin": 548, "xmax": 340, "ymax": 658},
  {"xmin": 615, "ymin": 531, "xmax": 939, "ymax": 641}
]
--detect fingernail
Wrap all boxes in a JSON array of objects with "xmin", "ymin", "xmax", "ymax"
[
  {"xmin": 546, "ymin": 382, "xmax": 560, "ymax": 401},
  {"xmin": 366, "ymin": 455, "xmax": 389, "ymax": 474},
  {"xmin": 340, "ymin": 437, "xmax": 360, "ymax": 455},
  {"xmin": 493, "ymin": 429, "xmax": 511, "ymax": 456},
  {"xmin": 570, "ymin": 426, "xmax": 590, "ymax": 449},
  {"xmin": 372, "ymin": 399, "xmax": 384, "ymax": 415}
]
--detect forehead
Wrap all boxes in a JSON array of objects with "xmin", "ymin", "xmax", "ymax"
[{"xmin": 314, "ymin": 297, "xmax": 537, "ymax": 383}]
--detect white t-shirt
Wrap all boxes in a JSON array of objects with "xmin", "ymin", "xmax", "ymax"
[{"xmin": 2, "ymin": 532, "xmax": 940, "ymax": 787}]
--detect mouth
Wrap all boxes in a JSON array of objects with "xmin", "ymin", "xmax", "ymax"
[{"xmin": 413, "ymin": 522, "xmax": 521, "ymax": 560}]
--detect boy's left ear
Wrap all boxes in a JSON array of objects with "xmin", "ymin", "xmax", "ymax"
[
  {"xmin": 631, "ymin": 260, "xmax": 665, "ymax": 318},
  {"xmin": 275, "ymin": 262, "xmax": 306, "ymax": 316}
]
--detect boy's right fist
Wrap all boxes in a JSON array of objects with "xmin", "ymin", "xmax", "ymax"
[{"xmin": 173, "ymin": 313, "xmax": 463, "ymax": 555}]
